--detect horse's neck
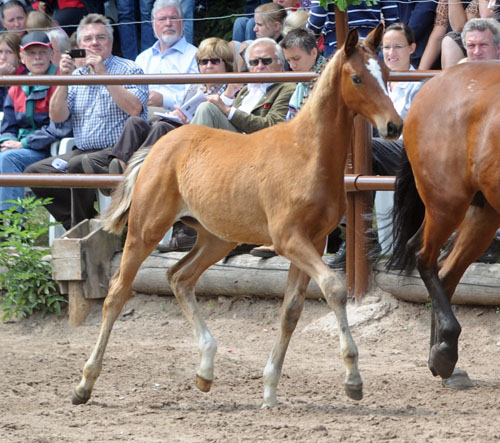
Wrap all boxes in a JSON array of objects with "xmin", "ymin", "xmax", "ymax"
[{"xmin": 294, "ymin": 55, "xmax": 353, "ymax": 171}]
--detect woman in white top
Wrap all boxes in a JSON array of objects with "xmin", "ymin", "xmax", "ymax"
[{"xmin": 372, "ymin": 22, "xmax": 424, "ymax": 176}]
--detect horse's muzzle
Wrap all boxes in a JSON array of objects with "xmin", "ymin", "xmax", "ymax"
[{"xmin": 385, "ymin": 121, "xmax": 403, "ymax": 140}]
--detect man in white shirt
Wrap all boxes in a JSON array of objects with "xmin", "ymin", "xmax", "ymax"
[{"xmin": 135, "ymin": 0, "xmax": 198, "ymax": 116}]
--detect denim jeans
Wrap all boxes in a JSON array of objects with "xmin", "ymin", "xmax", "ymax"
[
  {"xmin": 0, "ymin": 148, "xmax": 48, "ymax": 211},
  {"xmin": 232, "ymin": 17, "xmax": 256, "ymax": 42},
  {"xmin": 140, "ymin": 0, "xmax": 155, "ymax": 52},
  {"xmin": 181, "ymin": 0, "xmax": 195, "ymax": 44},
  {"xmin": 116, "ymin": 0, "xmax": 156, "ymax": 60}
]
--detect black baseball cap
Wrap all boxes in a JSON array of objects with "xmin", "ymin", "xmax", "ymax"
[{"xmin": 20, "ymin": 31, "xmax": 52, "ymax": 51}]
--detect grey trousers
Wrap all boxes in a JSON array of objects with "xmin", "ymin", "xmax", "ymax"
[{"xmin": 191, "ymin": 102, "xmax": 239, "ymax": 132}]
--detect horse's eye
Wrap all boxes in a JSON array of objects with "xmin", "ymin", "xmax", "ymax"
[{"xmin": 352, "ymin": 75, "xmax": 362, "ymax": 85}]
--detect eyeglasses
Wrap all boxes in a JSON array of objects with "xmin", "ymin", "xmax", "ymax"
[
  {"xmin": 248, "ymin": 57, "xmax": 275, "ymax": 66},
  {"xmin": 382, "ymin": 44, "xmax": 409, "ymax": 51},
  {"xmin": 198, "ymin": 58, "xmax": 221, "ymax": 65},
  {"xmin": 81, "ymin": 34, "xmax": 109, "ymax": 44}
]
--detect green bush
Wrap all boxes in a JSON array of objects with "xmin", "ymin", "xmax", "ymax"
[
  {"xmin": 194, "ymin": 0, "xmax": 246, "ymax": 45},
  {"xmin": 0, "ymin": 197, "xmax": 66, "ymax": 321}
]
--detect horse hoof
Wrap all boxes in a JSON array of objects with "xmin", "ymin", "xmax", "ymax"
[
  {"xmin": 195, "ymin": 374, "xmax": 212, "ymax": 393},
  {"xmin": 71, "ymin": 389, "xmax": 90, "ymax": 405},
  {"xmin": 428, "ymin": 344, "xmax": 456, "ymax": 379},
  {"xmin": 345, "ymin": 383, "xmax": 363, "ymax": 401},
  {"xmin": 442, "ymin": 368, "xmax": 473, "ymax": 390}
]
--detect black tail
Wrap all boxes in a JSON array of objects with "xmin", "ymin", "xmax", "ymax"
[{"xmin": 385, "ymin": 149, "xmax": 425, "ymax": 271}]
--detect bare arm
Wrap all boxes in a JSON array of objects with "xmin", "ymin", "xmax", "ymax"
[
  {"xmin": 418, "ymin": 25, "xmax": 447, "ymax": 70},
  {"xmin": 448, "ymin": 0, "xmax": 467, "ymax": 31}
]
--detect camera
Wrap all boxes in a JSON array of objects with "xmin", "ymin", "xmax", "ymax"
[{"xmin": 66, "ymin": 49, "xmax": 86, "ymax": 58}]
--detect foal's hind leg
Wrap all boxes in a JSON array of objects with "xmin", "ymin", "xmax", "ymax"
[
  {"xmin": 167, "ymin": 226, "xmax": 236, "ymax": 393},
  {"xmin": 280, "ymin": 236, "xmax": 362, "ymax": 402},
  {"xmin": 72, "ymin": 231, "xmax": 166, "ymax": 404},
  {"xmin": 72, "ymin": 204, "xmax": 174, "ymax": 404},
  {"xmin": 262, "ymin": 263, "xmax": 310, "ymax": 408}
]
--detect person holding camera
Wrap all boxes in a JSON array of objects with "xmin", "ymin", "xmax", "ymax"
[
  {"xmin": 25, "ymin": 13, "xmax": 148, "ymax": 230},
  {"xmin": 0, "ymin": 31, "xmax": 71, "ymax": 214}
]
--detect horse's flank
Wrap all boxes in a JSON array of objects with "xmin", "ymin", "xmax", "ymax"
[{"xmin": 104, "ymin": 36, "xmax": 396, "ymax": 250}]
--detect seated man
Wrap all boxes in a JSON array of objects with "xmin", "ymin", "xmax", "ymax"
[
  {"xmin": 159, "ymin": 37, "xmax": 296, "ymax": 254},
  {"xmin": 25, "ymin": 13, "xmax": 148, "ymax": 230},
  {"xmin": 0, "ymin": 31, "xmax": 71, "ymax": 214},
  {"xmin": 135, "ymin": 0, "xmax": 198, "ymax": 118},
  {"xmin": 190, "ymin": 37, "xmax": 296, "ymax": 134}
]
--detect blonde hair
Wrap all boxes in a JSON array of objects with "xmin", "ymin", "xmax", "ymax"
[
  {"xmin": 196, "ymin": 37, "xmax": 234, "ymax": 72},
  {"xmin": 255, "ymin": 3, "xmax": 287, "ymax": 27},
  {"xmin": 282, "ymin": 10, "xmax": 309, "ymax": 37},
  {"xmin": 26, "ymin": 9, "xmax": 55, "ymax": 31}
]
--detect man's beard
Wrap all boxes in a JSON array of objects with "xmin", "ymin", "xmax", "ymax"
[{"xmin": 159, "ymin": 31, "xmax": 182, "ymax": 47}]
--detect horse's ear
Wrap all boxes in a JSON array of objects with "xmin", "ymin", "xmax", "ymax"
[
  {"xmin": 363, "ymin": 23, "xmax": 384, "ymax": 52},
  {"xmin": 344, "ymin": 28, "xmax": 359, "ymax": 57}
]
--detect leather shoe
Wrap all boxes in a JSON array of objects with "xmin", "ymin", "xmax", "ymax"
[
  {"xmin": 156, "ymin": 233, "xmax": 197, "ymax": 253},
  {"xmin": 324, "ymin": 241, "xmax": 346, "ymax": 270},
  {"xmin": 250, "ymin": 245, "xmax": 277, "ymax": 258},
  {"xmin": 477, "ymin": 239, "xmax": 500, "ymax": 264}
]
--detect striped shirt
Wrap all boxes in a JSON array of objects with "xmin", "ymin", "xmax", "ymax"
[
  {"xmin": 68, "ymin": 55, "xmax": 149, "ymax": 151},
  {"xmin": 307, "ymin": 0, "xmax": 399, "ymax": 52}
]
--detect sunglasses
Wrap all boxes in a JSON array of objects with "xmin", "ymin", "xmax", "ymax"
[
  {"xmin": 198, "ymin": 58, "xmax": 221, "ymax": 65},
  {"xmin": 248, "ymin": 57, "xmax": 275, "ymax": 66}
]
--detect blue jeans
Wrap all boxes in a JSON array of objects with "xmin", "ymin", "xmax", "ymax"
[
  {"xmin": 0, "ymin": 148, "xmax": 48, "ymax": 211},
  {"xmin": 140, "ymin": 0, "xmax": 155, "ymax": 52},
  {"xmin": 181, "ymin": 0, "xmax": 195, "ymax": 44},
  {"xmin": 116, "ymin": 0, "xmax": 138, "ymax": 60},
  {"xmin": 116, "ymin": 0, "xmax": 156, "ymax": 60},
  {"xmin": 232, "ymin": 17, "xmax": 256, "ymax": 42}
]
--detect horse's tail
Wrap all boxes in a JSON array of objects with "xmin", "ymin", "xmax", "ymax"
[
  {"xmin": 385, "ymin": 149, "xmax": 425, "ymax": 271},
  {"xmin": 100, "ymin": 146, "xmax": 151, "ymax": 234}
]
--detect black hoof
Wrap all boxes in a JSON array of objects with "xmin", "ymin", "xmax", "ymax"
[
  {"xmin": 345, "ymin": 383, "xmax": 363, "ymax": 401},
  {"xmin": 428, "ymin": 344, "xmax": 457, "ymax": 379},
  {"xmin": 71, "ymin": 389, "xmax": 90, "ymax": 405}
]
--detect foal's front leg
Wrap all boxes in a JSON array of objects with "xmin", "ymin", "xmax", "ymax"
[{"xmin": 282, "ymin": 238, "xmax": 363, "ymax": 402}]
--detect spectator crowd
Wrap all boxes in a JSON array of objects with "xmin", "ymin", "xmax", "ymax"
[{"xmin": 1, "ymin": 0, "xmax": 500, "ymax": 265}]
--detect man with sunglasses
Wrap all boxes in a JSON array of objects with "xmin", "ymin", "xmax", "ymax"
[{"xmin": 190, "ymin": 37, "xmax": 296, "ymax": 134}]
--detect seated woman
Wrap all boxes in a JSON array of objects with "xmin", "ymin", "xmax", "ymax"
[
  {"xmin": 0, "ymin": 32, "xmax": 26, "ymax": 112},
  {"xmin": 0, "ymin": 31, "xmax": 71, "ymax": 214}
]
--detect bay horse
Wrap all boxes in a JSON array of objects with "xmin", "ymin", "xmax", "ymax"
[
  {"xmin": 71, "ymin": 24, "xmax": 402, "ymax": 408},
  {"xmin": 388, "ymin": 61, "xmax": 500, "ymax": 384}
]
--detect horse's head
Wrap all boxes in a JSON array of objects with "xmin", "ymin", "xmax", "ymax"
[{"xmin": 340, "ymin": 24, "xmax": 403, "ymax": 140}]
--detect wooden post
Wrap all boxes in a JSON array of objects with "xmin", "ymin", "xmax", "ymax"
[{"xmin": 352, "ymin": 117, "xmax": 373, "ymax": 299}]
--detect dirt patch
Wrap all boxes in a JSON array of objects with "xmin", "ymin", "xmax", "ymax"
[{"xmin": 0, "ymin": 289, "xmax": 499, "ymax": 442}]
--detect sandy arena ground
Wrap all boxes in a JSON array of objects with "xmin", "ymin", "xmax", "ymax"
[{"xmin": 0, "ymin": 289, "xmax": 499, "ymax": 442}]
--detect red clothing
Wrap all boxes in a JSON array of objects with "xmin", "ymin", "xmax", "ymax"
[{"xmin": 33, "ymin": 0, "xmax": 85, "ymax": 10}]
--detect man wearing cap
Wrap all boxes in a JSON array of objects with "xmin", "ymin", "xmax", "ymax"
[
  {"xmin": 0, "ymin": 30, "xmax": 71, "ymax": 214},
  {"xmin": 26, "ymin": 13, "xmax": 148, "ymax": 230}
]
